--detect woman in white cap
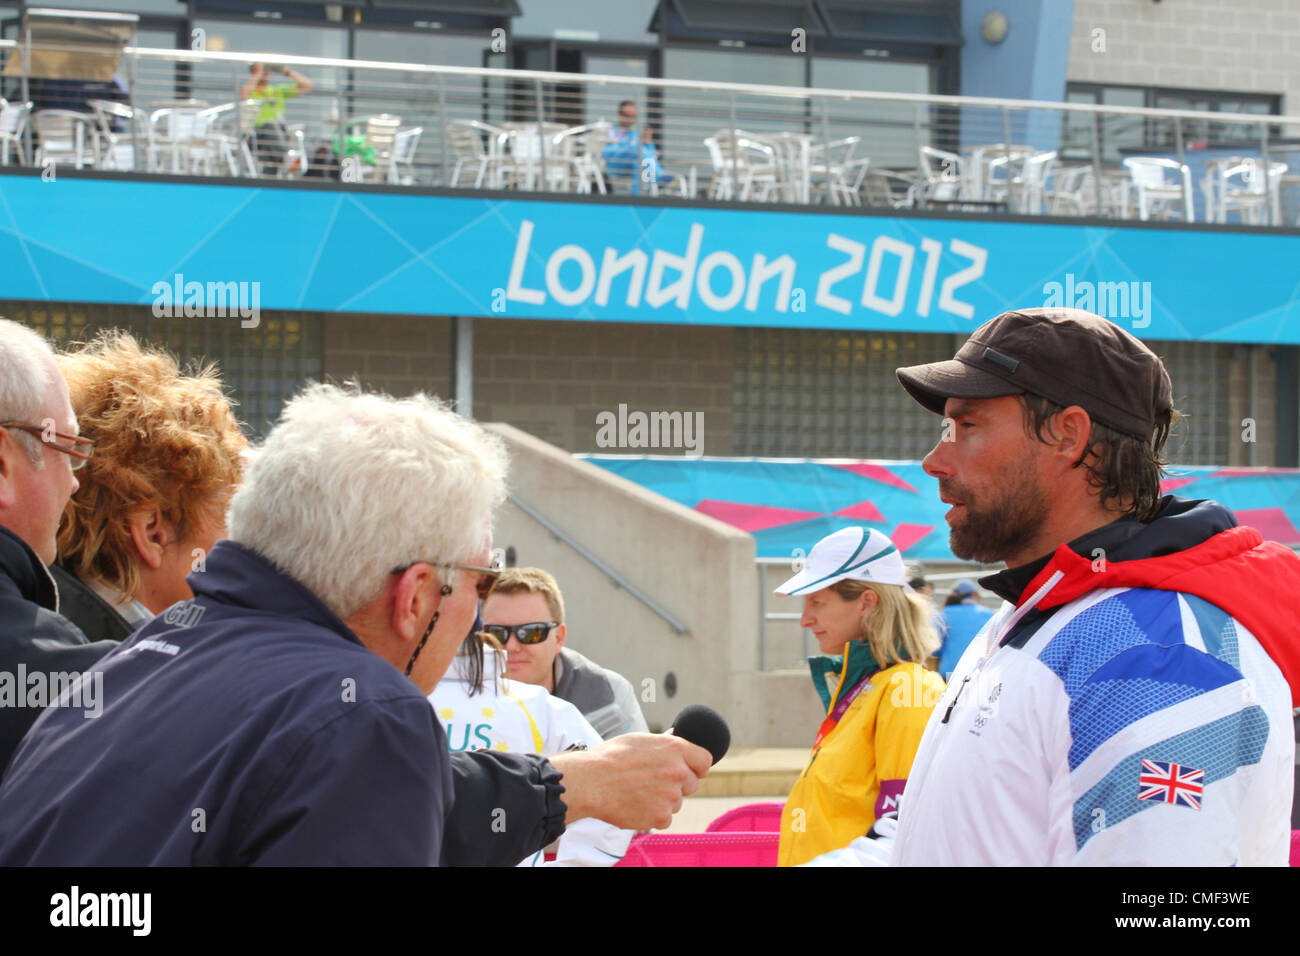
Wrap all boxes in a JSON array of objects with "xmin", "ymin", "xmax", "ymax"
[{"xmin": 774, "ymin": 526, "xmax": 944, "ymax": 867}]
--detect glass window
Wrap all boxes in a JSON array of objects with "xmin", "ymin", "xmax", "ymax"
[
  {"xmin": 8, "ymin": 301, "xmax": 323, "ymax": 439},
  {"xmin": 662, "ymin": 47, "xmax": 806, "ymax": 175},
  {"xmin": 1099, "ymin": 86, "xmax": 1145, "ymax": 163},
  {"xmin": 196, "ymin": 19, "xmax": 347, "ymax": 59},
  {"xmin": 1060, "ymin": 89, "xmax": 1096, "ymax": 161},
  {"xmin": 734, "ymin": 328, "xmax": 956, "ymax": 459},
  {"xmin": 482, "ymin": 50, "xmax": 507, "ymax": 126},
  {"xmin": 354, "ymin": 29, "xmax": 486, "ymax": 68},
  {"xmin": 42, "ymin": 0, "xmax": 184, "ymax": 13},
  {"xmin": 350, "ymin": 31, "xmax": 481, "ymax": 171},
  {"xmin": 811, "ymin": 57, "xmax": 928, "ymax": 95},
  {"xmin": 664, "ymin": 46, "xmax": 804, "ymax": 87},
  {"xmin": 123, "ymin": 28, "xmax": 182, "ymax": 103},
  {"xmin": 584, "ymin": 55, "xmax": 649, "ymax": 127},
  {"xmin": 514, "ymin": 0, "xmax": 657, "ymax": 45},
  {"xmin": 1067, "ymin": 83, "xmax": 1280, "ymax": 163},
  {"xmin": 811, "ymin": 56, "xmax": 929, "ymax": 168}
]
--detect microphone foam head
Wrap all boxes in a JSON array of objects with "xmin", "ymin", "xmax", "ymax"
[{"xmin": 671, "ymin": 704, "xmax": 730, "ymax": 765}]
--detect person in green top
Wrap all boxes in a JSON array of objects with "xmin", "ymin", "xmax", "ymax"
[{"xmin": 238, "ymin": 62, "xmax": 313, "ymax": 175}]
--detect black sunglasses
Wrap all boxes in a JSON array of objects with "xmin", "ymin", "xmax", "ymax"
[{"xmin": 480, "ymin": 621, "xmax": 558, "ymax": 645}]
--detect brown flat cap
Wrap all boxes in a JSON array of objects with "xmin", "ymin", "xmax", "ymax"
[{"xmin": 896, "ymin": 308, "xmax": 1173, "ymax": 441}]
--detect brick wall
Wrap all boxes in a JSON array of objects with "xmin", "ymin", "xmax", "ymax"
[
  {"xmin": 324, "ymin": 314, "xmax": 736, "ymax": 455},
  {"xmin": 1067, "ymin": 0, "xmax": 1300, "ymax": 109},
  {"xmin": 323, "ymin": 313, "xmax": 452, "ymax": 398},
  {"xmin": 475, "ymin": 319, "xmax": 735, "ymax": 455},
  {"xmin": 323, "ymin": 313, "xmax": 1282, "ymax": 466}
]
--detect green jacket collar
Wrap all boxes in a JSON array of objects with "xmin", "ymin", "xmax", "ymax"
[{"xmin": 808, "ymin": 639, "xmax": 880, "ymax": 713}]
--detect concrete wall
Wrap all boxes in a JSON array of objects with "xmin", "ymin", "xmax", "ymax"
[
  {"xmin": 1066, "ymin": 0, "xmax": 1299, "ymax": 111},
  {"xmin": 485, "ymin": 423, "xmax": 826, "ymax": 746}
]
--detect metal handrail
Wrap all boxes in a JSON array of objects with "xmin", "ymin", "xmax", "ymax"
[
  {"xmin": 507, "ymin": 493, "xmax": 689, "ymax": 636},
  {"xmin": 3, "ymin": 38, "xmax": 1300, "ymax": 129},
  {"xmin": 8, "ymin": 37, "xmax": 1299, "ymax": 223}
]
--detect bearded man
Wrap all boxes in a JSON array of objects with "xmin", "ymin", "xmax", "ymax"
[{"xmin": 809, "ymin": 307, "xmax": 1299, "ymax": 866}]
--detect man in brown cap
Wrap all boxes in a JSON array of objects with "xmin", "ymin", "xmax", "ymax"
[{"xmin": 808, "ymin": 307, "xmax": 1299, "ymax": 867}]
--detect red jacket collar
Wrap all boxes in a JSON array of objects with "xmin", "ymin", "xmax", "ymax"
[{"xmin": 1016, "ymin": 526, "xmax": 1300, "ymax": 706}]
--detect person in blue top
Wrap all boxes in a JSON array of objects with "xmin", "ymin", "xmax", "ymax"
[
  {"xmin": 936, "ymin": 579, "xmax": 994, "ymax": 680},
  {"xmin": 601, "ymin": 101, "xmax": 677, "ymax": 195}
]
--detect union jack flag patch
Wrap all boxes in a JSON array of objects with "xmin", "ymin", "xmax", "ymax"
[{"xmin": 1137, "ymin": 759, "xmax": 1204, "ymax": 810}]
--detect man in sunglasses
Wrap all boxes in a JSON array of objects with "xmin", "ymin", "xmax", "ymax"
[
  {"xmin": 0, "ymin": 381, "xmax": 710, "ymax": 865},
  {"xmin": 0, "ymin": 319, "xmax": 117, "ymax": 771},
  {"xmin": 483, "ymin": 567, "xmax": 647, "ymax": 739}
]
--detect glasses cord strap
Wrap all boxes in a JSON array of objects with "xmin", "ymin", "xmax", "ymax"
[{"xmin": 404, "ymin": 583, "xmax": 453, "ymax": 677}]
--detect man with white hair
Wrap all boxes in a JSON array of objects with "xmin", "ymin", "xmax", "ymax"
[
  {"xmin": 0, "ymin": 382, "xmax": 709, "ymax": 865},
  {"xmin": 0, "ymin": 319, "xmax": 115, "ymax": 771}
]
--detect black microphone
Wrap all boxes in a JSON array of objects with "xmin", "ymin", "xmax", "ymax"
[{"xmin": 669, "ymin": 704, "xmax": 730, "ymax": 766}]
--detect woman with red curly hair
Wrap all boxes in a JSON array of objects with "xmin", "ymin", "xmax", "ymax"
[{"xmin": 51, "ymin": 332, "xmax": 247, "ymax": 642}]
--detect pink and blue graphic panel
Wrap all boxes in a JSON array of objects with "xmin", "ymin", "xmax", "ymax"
[{"xmin": 581, "ymin": 457, "xmax": 1300, "ymax": 560}]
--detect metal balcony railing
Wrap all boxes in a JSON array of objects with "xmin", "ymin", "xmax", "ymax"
[{"xmin": 4, "ymin": 38, "xmax": 1300, "ymax": 226}]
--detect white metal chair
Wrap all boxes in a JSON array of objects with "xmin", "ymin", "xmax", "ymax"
[
  {"xmin": 151, "ymin": 105, "xmax": 208, "ymax": 173},
  {"xmin": 705, "ymin": 130, "xmax": 780, "ymax": 201},
  {"xmin": 446, "ymin": 118, "xmax": 508, "ymax": 188},
  {"xmin": 986, "ymin": 150, "xmax": 1057, "ymax": 214},
  {"xmin": 204, "ymin": 102, "xmax": 260, "ymax": 177},
  {"xmin": 387, "ymin": 126, "xmax": 422, "ymax": 184},
  {"xmin": 87, "ymin": 99, "xmax": 151, "ymax": 171},
  {"xmin": 861, "ymin": 168, "xmax": 918, "ymax": 208},
  {"xmin": 807, "ymin": 136, "xmax": 863, "ymax": 205},
  {"xmin": 1044, "ymin": 163, "xmax": 1098, "ymax": 216},
  {"xmin": 966, "ymin": 143, "xmax": 1036, "ymax": 201},
  {"xmin": 917, "ymin": 146, "xmax": 966, "ymax": 203},
  {"xmin": 499, "ymin": 121, "xmax": 567, "ymax": 190},
  {"xmin": 1202, "ymin": 157, "xmax": 1287, "ymax": 225},
  {"xmin": 551, "ymin": 121, "xmax": 609, "ymax": 194},
  {"xmin": 767, "ymin": 132, "xmax": 812, "ymax": 202},
  {"xmin": 0, "ymin": 99, "xmax": 33, "ymax": 166},
  {"xmin": 1122, "ymin": 157, "xmax": 1194, "ymax": 222},
  {"xmin": 33, "ymin": 110, "xmax": 96, "ymax": 169}
]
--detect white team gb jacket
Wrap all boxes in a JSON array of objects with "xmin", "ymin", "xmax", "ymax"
[{"xmin": 889, "ymin": 581, "xmax": 1294, "ymax": 866}]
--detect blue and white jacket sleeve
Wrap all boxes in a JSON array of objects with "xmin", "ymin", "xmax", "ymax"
[{"xmin": 1049, "ymin": 593, "xmax": 1292, "ymax": 866}]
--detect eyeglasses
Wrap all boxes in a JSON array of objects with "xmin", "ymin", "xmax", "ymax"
[
  {"xmin": 454, "ymin": 562, "xmax": 502, "ymax": 601},
  {"xmin": 0, "ymin": 422, "xmax": 94, "ymax": 471},
  {"xmin": 480, "ymin": 621, "xmax": 558, "ymax": 645},
  {"xmin": 391, "ymin": 556, "xmax": 504, "ymax": 601}
]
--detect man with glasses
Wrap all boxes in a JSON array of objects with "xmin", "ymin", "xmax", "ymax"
[
  {"xmin": 0, "ymin": 319, "xmax": 116, "ymax": 771},
  {"xmin": 0, "ymin": 382, "xmax": 707, "ymax": 865},
  {"xmin": 483, "ymin": 567, "xmax": 648, "ymax": 739}
]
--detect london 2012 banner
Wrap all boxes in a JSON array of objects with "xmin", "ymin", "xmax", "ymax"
[{"xmin": 1, "ymin": 172, "xmax": 1298, "ymax": 343}]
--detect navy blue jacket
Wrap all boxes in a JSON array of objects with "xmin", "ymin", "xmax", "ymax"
[
  {"xmin": 0, "ymin": 539, "xmax": 453, "ymax": 865},
  {"xmin": 0, "ymin": 526, "xmax": 117, "ymax": 775}
]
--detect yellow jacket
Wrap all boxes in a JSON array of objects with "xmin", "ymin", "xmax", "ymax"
[{"xmin": 779, "ymin": 655, "xmax": 944, "ymax": 867}]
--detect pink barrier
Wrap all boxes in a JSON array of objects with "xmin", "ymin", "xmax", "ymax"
[
  {"xmin": 614, "ymin": 832, "xmax": 778, "ymax": 867},
  {"xmin": 1291, "ymin": 830, "xmax": 1300, "ymax": 867},
  {"xmin": 705, "ymin": 801, "xmax": 785, "ymax": 833}
]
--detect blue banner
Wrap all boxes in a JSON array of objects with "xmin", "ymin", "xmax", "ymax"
[{"xmin": 2, "ymin": 172, "xmax": 1299, "ymax": 343}]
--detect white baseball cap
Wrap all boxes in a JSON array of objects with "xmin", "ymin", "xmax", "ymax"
[{"xmin": 774, "ymin": 527, "xmax": 909, "ymax": 596}]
